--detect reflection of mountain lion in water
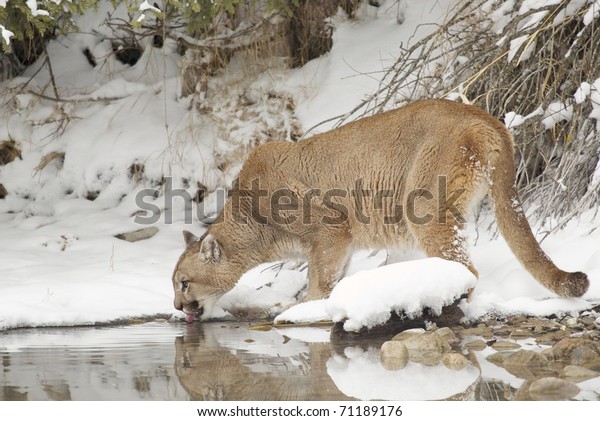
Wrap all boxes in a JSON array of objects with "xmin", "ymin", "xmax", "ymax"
[
  {"xmin": 174, "ymin": 324, "xmax": 351, "ymax": 400},
  {"xmin": 172, "ymin": 99, "xmax": 589, "ymax": 321}
]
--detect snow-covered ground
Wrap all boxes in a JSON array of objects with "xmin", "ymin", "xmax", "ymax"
[{"xmin": 0, "ymin": 0, "xmax": 598, "ymax": 331}]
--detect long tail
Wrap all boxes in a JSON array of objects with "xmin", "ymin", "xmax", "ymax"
[{"xmin": 488, "ymin": 130, "xmax": 589, "ymax": 297}]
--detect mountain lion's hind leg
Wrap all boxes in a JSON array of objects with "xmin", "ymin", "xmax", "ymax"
[{"xmin": 409, "ymin": 218, "xmax": 478, "ymax": 302}]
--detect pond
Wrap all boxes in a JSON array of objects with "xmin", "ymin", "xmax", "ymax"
[{"xmin": 0, "ymin": 321, "xmax": 598, "ymax": 401}]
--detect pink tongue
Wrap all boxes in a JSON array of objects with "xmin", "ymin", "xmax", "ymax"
[{"xmin": 185, "ymin": 313, "xmax": 196, "ymax": 323}]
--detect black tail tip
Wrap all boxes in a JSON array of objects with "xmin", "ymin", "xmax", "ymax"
[{"xmin": 557, "ymin": 271, "xmax": 589, "ymax": 298}]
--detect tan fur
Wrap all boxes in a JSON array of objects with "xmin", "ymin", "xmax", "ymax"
[{"xmin": 172, "ymin": 99, "xmax": 589, "ymax": 319}]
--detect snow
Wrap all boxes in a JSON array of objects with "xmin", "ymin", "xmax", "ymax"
[
  {"xmin": 0, "ymin": 24, "xmax": 13, "ymax": 45},
  {"xmin": 518, "ymin": 0, "xmax": 561, "ymax": 15},
  {"xmin": 504, "ymin": 107, "xmax": 543, "ymax": 128},
  {"xmin": 584, "ymin": 0, "xmax": 600, "ymax": 25},
  {"xmin": 519, "ymin": 10, "xmax": 548, "ymax": 31},
  {"xmin": 542, "ymin": 100, "xmax": 574, "ymax": 130},
  {"xmin": 278, "ymin": 0, "xmax": 454, "ymax": 132},
  {"xmin": 590, "ymin": 78, "xmax": 600, "ymax": 126},
  {"xmin": 277, "ymin": 258, "xmax": 475, "ymax": 332},
  {"xmin": 490, "ymin": 0, "xmax": 516, "ymax": 33},
  {"xmin": 572, "ymin": 78, "xmax": 600, "ymax": 129},
  {"xmin": 26, "ymin": 0, "xmax": 50, "ymax": 17},
  {"xmin": 574, "ymin": 82, "xmax": 592, "ymax": 104},
  {"xmin": 327, "ymin": 348, "xmax": 480, "ymax": 400},
  {"xmin": 507, "ymin": 35, "xmax": 529, "ymax": 63},
  {"xmin": 0, "ymin": 1, "xmax": 599, "ymax": 332},
  {"xmin": 139, "ymin": 1, "xmax": 161, "ymax": 14},
  {"xmin": 276, "ymin": 300, "xmax": 330, "ymax": 325}
]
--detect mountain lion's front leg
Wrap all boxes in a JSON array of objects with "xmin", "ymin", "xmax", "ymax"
[{"xmin": 303, "ymin": 228, "xmax": 352, "ymax": 301}]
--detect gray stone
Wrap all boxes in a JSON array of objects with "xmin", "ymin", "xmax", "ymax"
[
  {"xmin": 570, "ymin": 346, "xmax": 600, "ymax": 366},
  {"xmin": 114, "ymin": 227, "xmax": 159, "ymax": 242}
]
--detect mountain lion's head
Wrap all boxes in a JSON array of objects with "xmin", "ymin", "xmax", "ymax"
[{"xmin": 172, "ymin": 231, "xmax": 238, "ymax": 321}]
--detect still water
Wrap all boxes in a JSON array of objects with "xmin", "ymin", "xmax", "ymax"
[{"xmin": 0, "ymin": 321, "xmax": 597, "ymax": 401}]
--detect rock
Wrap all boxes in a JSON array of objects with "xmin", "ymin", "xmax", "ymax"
[
  {"xmin": 391, "ymin": 328, "xmax": 425, "ymax": 341},
  {"xmin": 390, "ymin": 330, "xmax": 451, "ymax": 366},
  {"xmin": 570, "ymin": 346, "xmax": 600, "ymax": 366},
  {"xmin": 540, "ymin": 320, "xmax": 565, "ymax": 332},
  {"xmin": 380, "ymin": 341, "xmax": 409, "ymax": 371},
  {"xmin": 509, "ymin": 328, "xmax": 533, "ymax": 339},
  {"xmin": 130, "ymin": 209, "xmax": 148, "ymax": 218},
  {"xmin": 507, "ymin": 315, "xmax": 528, "ymax": 325},
  {"xmin": 535, "ymin": 329, "xmax": 571, "ymax": 345},
  {"xmin": 114, "ymin": 227, "xmax": 159, "ymax": 242},
  {"xmin": 442, "ymin": 352, "xmax": 469, "ymax": 370},
  {"xmin": 433, "ymin": 327, "xmax": 458, "ymax": 344},
  {"xmin": 579, "ymin": 316, "xmax": 596, "ymax": 327},
  {"xmin": 532, "ymin": 324, "xmax": 544, "ymax": 334},
  {"xmin": 503, "ymin": 350, "xmax": 549, "ymax": 367},
  {"xmin": 483, "ymin": 319, "xmax": 499, "ymax": 328},
  {"xmin": 528, "ymin": 377, "xmax": 580, "ymax": 401},
  {"xmin": 565, "ymin": 317, "xmax": 579, "ymax": 328},
  {"xmin": 492, "ymin": 341, "xmax": 521, "ymax": 351},
  {"xmin": 486, "ymin": 352, "xmax": 508, "ymax": 365},
  {"xmin": 463, "ymin": 339, "xmax": 487, "ymax": 351},
  {"xmin": 492, "ymin": 325, "xmax": 513, "ymax": 337},
  {"xmin": 458, "ymin": 324, "xmax": 493, "ymax": 339},
  {"xmin": 542, "ymin": 338, "xmax": 600, "ymax": 362},
  {"xmin": 513, "ymin": 380, "xmax": 534, "ymax": 401},
  {"xmin": 562, "ymin": 365, "xmax": 600, "ymax": 381},
  {"xmin": 501, "ymin": 350, "xmax": 558, "ymax": 380}
]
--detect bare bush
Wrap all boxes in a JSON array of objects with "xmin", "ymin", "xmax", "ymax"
[{"xmin": 327, "ymin": 0, "xmax": 600, "ymax": 228}]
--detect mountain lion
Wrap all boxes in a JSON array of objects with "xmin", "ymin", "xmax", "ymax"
[{"xmin": 172, "ymin": 99, "xmax": 589, "ymax": 321}]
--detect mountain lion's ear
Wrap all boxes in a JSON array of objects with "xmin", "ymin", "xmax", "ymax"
[
  {"xmin": 183, "ymin": 230, "xmax": 199, "ymax": 247},
  {"xmin": 200, "ymin": 234, "xmax": 221, "ymax": 263}
]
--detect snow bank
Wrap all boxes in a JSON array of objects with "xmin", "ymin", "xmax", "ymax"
[{"xmin": 277, "ymin": 258, "xmax": 476, "ymax": 332}]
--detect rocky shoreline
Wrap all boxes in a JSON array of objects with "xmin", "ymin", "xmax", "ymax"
[{"xmin": 373, "ymin": 306, "xmax": 600, "ymax": 400}]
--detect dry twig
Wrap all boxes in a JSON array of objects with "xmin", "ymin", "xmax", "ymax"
[{"xmin": 326, "ymin": 0, "xmax": 600, "ymax": 227}]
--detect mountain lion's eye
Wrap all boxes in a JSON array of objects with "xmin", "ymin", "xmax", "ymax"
[{"xmin": 181, "ymin": 280, "xmax": 189, "ymax": 290}]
